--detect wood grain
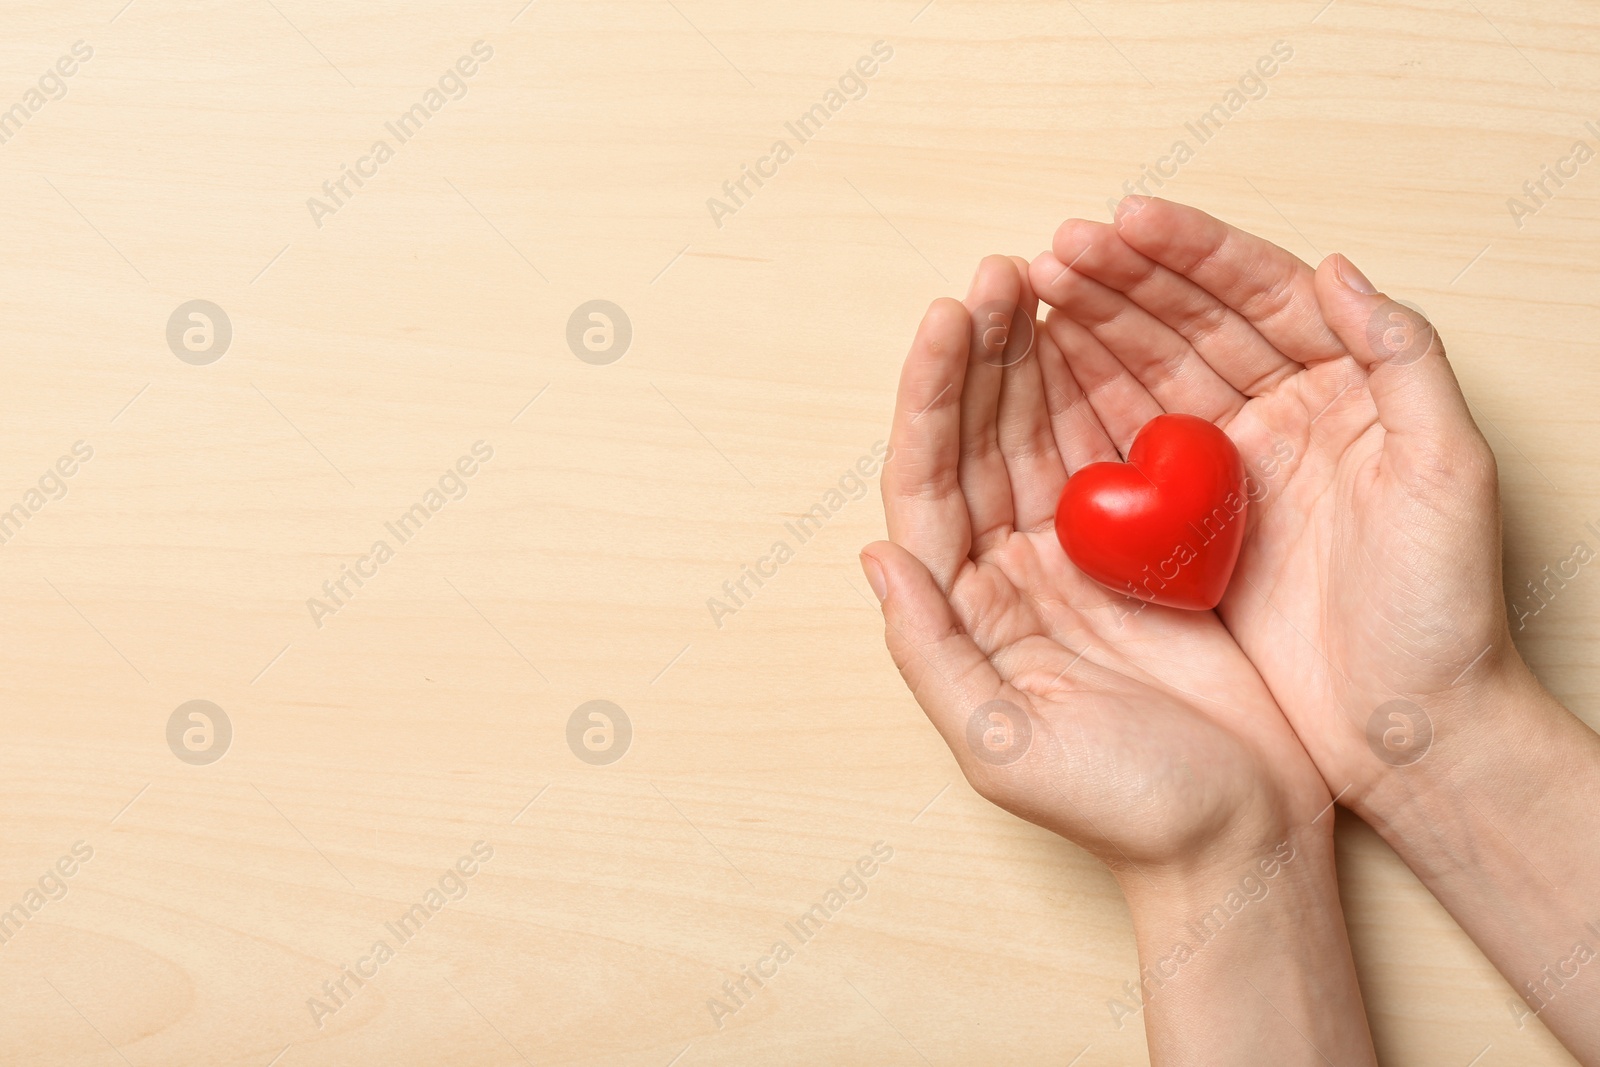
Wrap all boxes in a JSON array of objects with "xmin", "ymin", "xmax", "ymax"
[{"xmin": 0, "ymin": 1, "xmax": 1595, "ymax": 1063}]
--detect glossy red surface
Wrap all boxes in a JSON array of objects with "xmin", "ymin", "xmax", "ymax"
[{"xmin": 1055, "ymin": 413, "xmax": 1247, "ymax": 610}]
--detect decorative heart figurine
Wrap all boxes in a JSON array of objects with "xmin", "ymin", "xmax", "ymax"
[{"xmin": 1054, "ymin": 414, "xmax": 1247, "ymax": 610}]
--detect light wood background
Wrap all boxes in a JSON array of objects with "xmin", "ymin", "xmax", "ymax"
[{"xmin": 0, "ymin": 0, "xmax": 1595, "ymax": 1063}]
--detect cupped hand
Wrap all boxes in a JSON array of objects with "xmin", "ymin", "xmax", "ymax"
[
  {"xmin": 1028, "ymin": 197, "xmax": 1514, "ymax": 803},
  {"xmin": 861, "ymin": 254, "xmax": 1330, "ymax": 878}
]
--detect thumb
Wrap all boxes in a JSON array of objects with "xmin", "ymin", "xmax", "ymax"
[
  {"xmin": 859, "ymin": 541, "xmax": 1028, "ymax": 766},
  {"xmin": 1314, "ymin": 254, "xmax": 1479, "ymax": 458}
]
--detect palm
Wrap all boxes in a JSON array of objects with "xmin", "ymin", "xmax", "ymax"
[
  {"xmin": 967, "ymin": 521, "xmax": 1317, "ymax": 862},
  {"xmin": 1029, "ymin": 198, "xmax": 1505, "ymax": 789},
  {"xmin": 1216, "ymin": 363, "xmax": 1384, "ymax": 762},
  {"xmin": 868, "ymin": 255, "xmax": 1327, "ymax": 871},
  {"xmin": 1221, "ymin": 355, "xmax": 1500, "ymax": 778}
]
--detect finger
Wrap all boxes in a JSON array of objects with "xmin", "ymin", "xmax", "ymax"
[
  {"xmin": 1314, "ymin": 255, "xmax": 1483, "ymax": 469},
  {"xmin": 1044, "ymin": 310, "xmax": 1165, "ymax": 456},
  {"xmin": 1114, "ymin": 196, "xmax": 1345, "ymax": 364},
  {"xmin": 960, "ymin": 255, "xmax": 1025, "ymax": 556},
  {"xmin": 994, "ymin": 256, "xmax": 1066, "ymax": 533},
  {"xmin": 1035, "ymin": 326, "xmax": 1121, "ymax": 472},
  {"xmin": 883, "ymin": 297, "xmax": 974, "ymax": 590},
  {"xmin": 1037, "ymin": 219, "xmax": 1298, "ymax": 396},
  {"xmin": 1031, "ymin": 249, "xmax": 1245, "ymax": 424},
  {"xmin": 860, "ymin": 541, "xmax": 1031, "ymax": 767}
]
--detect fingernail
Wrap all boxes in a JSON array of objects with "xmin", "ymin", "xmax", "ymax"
[
  {"xmin": 1115, "ymin": 195, "xmax": 1148, "ymax": 221},
  {"xmin": 1336, "ymin": 255, "xmax": 1377, "ymax": 295},
  {"xmin": 860, "ymin": 552, "xmax": 888, "ymax": 602}
]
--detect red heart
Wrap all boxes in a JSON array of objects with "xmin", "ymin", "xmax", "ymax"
[{"xmin": 1054, "ymin": 414, "xmax": 1247, "ymax": 611}]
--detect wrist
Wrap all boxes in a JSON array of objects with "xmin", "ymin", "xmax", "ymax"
[
  {"xmin": 1114, "ymin": 812, "xmax": 1340, "ymax": 1011},
  {"xmin": 1107, "ymin": 765, "xmax": 1334, "ymax": 901},
  {"xmin": 1113, "ymin": 821, "xmax": 1376, "ymax": 1065},
  {"xmin": 1347, "ymin": 662, "xmax": 1600, "ymax": 1053},
  {"xmin": 1116, "ymin": 817, "xmax": 1334, "ymax": 940},
  {"xmin": 1348, "ymin": 654, "xmax": 1583, "ymax": 846}
]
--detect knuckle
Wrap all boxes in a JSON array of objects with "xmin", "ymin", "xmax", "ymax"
[{"xmin": 1408, "ymin": 428, "xmax": 1497, "ymax": 490}]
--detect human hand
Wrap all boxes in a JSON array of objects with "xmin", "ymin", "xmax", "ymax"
[
  {"xmin": 1028, "ymin": 197, "xmax": 1518, "ymax": 808},
  {"xmin": 861, "ymin": 253, "xmax": 1331, "ymax": 874},
  {"xmin": 863, "ymin": 253, "xmax": 1378, "ymax": 1065},
  {"xmin": 1030, "ymin": 195, "xmax": 1600, "ymax": 1061}
]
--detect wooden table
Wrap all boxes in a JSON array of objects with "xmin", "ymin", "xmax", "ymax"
[{"xmin": 1, "ymin": 1, "xmax": 1594, "ymax": 1063}]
